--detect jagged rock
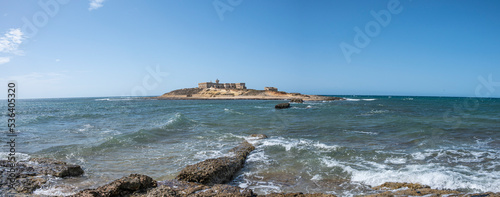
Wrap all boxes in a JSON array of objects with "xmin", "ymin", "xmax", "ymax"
[
  {"xmin": 262, "ymin": 193, "xmax": 336, "ymax": 197},
  {"xmin": 73, "ymin": 174, "xmax": 157, "ymax": 197},
  {"xmin": 290, "ymin": 98, "xmax": 304, "ymax": 103},
  {"xmin": 275, "ymin": 103, "xmax": 290, "ymax": 109},
  {"xmin": 133, "ymin": 179, "xmax": 254, "ymax": 197},
  {"xmin": 176, "ymin": 140, "xmax": 255, "ymax": 185},
  {"xmin": 249, "ymin": 134, "xmax": 268, "ymax": 139},
  {"xmin": 0, "ymin": 158, "xmax": 83, "ymax": 194},
  {"xmin": 372, "ymin": 182, "xmax": 430, "ymax": 190},
  {"xmin": 368, "ymin": 182, "xmax": 460, "ymax": 197}
]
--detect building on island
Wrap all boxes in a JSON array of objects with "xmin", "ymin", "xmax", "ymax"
[
  {"xmin": 198, "ymin": 79, "xmax": 246, "ymax": 89},
  {"xmin": 265, "ymin": 87, "xmax": 278, "ymax": 91}
]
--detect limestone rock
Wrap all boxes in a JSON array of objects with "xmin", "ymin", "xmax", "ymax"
[
  {"xmin": 134, "ymin": 179, "xmax": 254, "ymax": 197},
  {"xmin": 176, "ymin": 140, "xmax": 255, "ymax": 185},
  {"xmin": 262, "ymin": 193, "xmax": 336, "ymax": 197},
  {"xmin": 73, "ymin": 174, "xmax": 157, "ymax": 197},
  {"xmin": 0, "ymin": 158, "xmax": 84, "ymax": 194}
]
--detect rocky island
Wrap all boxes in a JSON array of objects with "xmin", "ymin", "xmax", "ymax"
[{"xmin": 155, "ymin": 79, "xmax": 344, "ymax": 101}]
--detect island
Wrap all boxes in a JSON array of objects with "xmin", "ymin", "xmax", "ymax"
[{"xmin": 155, "ymin": 79, "xmax": 344, "ymax": 101}]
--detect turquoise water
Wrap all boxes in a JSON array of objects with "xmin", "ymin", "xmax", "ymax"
[{"xmin": 1, "ymin": 96, "xmax": 499, "ymax": 196}]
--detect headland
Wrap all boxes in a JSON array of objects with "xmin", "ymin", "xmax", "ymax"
[{"xmin": 155, "ymin": 79, "xmax": 344, "ymax": 101}]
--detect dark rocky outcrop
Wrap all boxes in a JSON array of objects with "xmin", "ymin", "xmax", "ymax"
[
  {"xmin": 176, "ymin": 140, "xmax": 255, "ymax": 185},
  {"xmin": 28, "ymin": 158, "xmax": 84, "ymax": 177},
  {"xmin": 290, "ymin": 98, "xmax": 304, "ymax": 103},
  {"xmin": 275, "ymin": 103, "xmax": 290, "ymax": 109},
  {"xmin": 73, "ymin": 174, "xmax": 157, "ymax": 197},
  {"xmin": 0, "ymin": 158, "xmax": 84, "ymax": 194}
]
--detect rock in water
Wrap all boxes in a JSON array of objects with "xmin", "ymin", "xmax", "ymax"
[
  {"xmin": 176, "ymin": 140, "xmax": 255, "ymax": 185},
  {"xmin": 290, "ymin": 98, "xmax": 304, "ymax": 103},
  {"xmin": 249, "ymin": 134, "xmax": 268, "ymax": 139},
  {"xmin": 28, "ymin": 158, "xmax": 84, "ymax": 177},
  {"xmin": 275, "ymin": 103, "xmax": 290, "ymax": 109},
  {"xmin": 73, "ymin": 174, "xmax": 157, "ymax": 197}
]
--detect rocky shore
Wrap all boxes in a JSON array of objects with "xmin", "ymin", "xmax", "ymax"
[
  {"xmin": 2, "ymin": 135, "xmax": 499, "ymax": 196},
  {"xmin": 154, "ymin": 88, "xmax": 344, "ymax": 101}
]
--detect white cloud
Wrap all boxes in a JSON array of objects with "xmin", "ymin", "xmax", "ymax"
[
  {"xmin": 89, "ymin": 0, "xmax": 106, "ymax": 11},
  {"xmin": 55, "ymin": 59, "xmax": 60, "ymax": 62},
  {"xmin": 0, "ymin": 56, "xmax": 10, "ymax": 64},
  {"xmin": 0, "ymin": 28, "xmax": 24, "ymax": 55}
]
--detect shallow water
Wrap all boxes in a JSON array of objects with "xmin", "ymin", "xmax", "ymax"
[{"xmin": 1, "ymin": 96, "xmax": 499, "ymax": 196}]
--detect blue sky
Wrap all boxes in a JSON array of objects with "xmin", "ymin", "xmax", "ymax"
[{"xmin": 1, "ymin": 0, "xmax": 500, "ymax": 98}]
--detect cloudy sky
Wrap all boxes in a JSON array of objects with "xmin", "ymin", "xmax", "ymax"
[{"xmin": 1, "ymin": 0, "xmax": 500, "ymax": 98}]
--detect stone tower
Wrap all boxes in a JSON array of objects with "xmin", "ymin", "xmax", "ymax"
[{"xmin": 216, "ymin": 79, "xmax": 219, "ymax": 84}]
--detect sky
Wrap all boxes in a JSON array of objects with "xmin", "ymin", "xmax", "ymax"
[{"xmin": 1, "ymin": 0, "xmax": 500, "ymax": 99}]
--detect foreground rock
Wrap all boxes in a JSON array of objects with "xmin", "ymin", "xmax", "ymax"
[
  {"xmin": 0, "ymin": 158, "xmax": 84, "ymax": 194},
  {"xmin": 262, "ymin": 193, "xmax": 336, "ymax": 197},
  {"xmin": 367, "ymin": 182, "xmax": 500, "ymax": 197},
  {"xmin": 133, "ymin": 179, "xmax": 255, "ymax": 197},
  {"xmin": 275, "ymin": 103, "xmax": 290, "ymax": 109},
  {"xmin": 176, "ymin": 140, "xmax": 255, "ymax": 185},
  {"xmin": 72, "ymin": 174, "xmax": 156, "ymax": 197}
]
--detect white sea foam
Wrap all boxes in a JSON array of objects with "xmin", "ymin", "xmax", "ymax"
[
  {"xmin": 95, "ymin": 97, "xmax": 135, "ymax": 101},
  {"xmin": 320, "ymin": 154, "xmax": 500, "ymax": 193},
  {"xmin": 33, "ymin": 185, "xmax": 76, "ymax": 196},
  {"xmin": 259, "ymin": 137, "xmax": 341, "ymax": 152},
  {"xmin": 345, "ymin": 98, "xmax": 376, "ymax": 101},
  {"xmin": 349, "ymin": 130, "xmax": 379, "ymax": 135},
  {"xmin": 0, "ymin": 152, "xmax": 30, "ymax": 161},
  {"xmin": 384, "ymin": 157, "xmax": 407, "ymax": 164},
  {"xmin": 78, "ymin": 124, "xmax": 94, "ymax": 132},
  {"xmin": 311, "ymin": 174, "xmax": 322, "ymax": 181}
]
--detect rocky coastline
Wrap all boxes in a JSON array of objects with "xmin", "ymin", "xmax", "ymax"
[
  {"xmin": 2, "ymin": 135, "xmax": 499, "ymax": 196},
  {"xmin": 153, "ymin": 88, "xmax": 344, "ymax": 101}
]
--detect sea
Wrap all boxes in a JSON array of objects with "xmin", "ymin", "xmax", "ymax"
[{"xmin": 1, "ymin": 96, "xmax": 499, "ymax": 196}]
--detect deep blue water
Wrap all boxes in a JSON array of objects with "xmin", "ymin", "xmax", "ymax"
[{"xmin": 1, "ymin": 96, "xmax": 499, "ymax": 196}]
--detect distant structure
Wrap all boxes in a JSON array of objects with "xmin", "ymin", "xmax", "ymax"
[
  {"xmin": 265, "ymin": 87, "xmax": 278, "ymax": 91},
  {"xmin": 198, "ymin": 79, "xmax": 246, "ymax": 89}
]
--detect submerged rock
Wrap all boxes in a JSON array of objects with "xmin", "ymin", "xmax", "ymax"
[
  {"xmin": 275, "ymin": 103, "xmax": 290, "ymax": 109},
  {"xmin": 290, "ymin": 98, "xmax": 304, "ymax": 103},
  {"xmin": 176, "ymin": 140, "xmax": 255, "ymax": 185},
  {"xmin": 249, "ymin": 134, "xmax": 268, "ymax": 139},
  {"xmin": 73, "ymin": 174, "xmax": 157, "ymax": 197}
]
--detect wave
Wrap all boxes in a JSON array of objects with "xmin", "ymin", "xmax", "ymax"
[
  {"xmin": 345, "ymin": 98, "xmax": 377, "ymax": 102},
  {"xmin": 94, "ymin": 97, "xmax": 136, "ymax": 101},
  {"xmin": 36, "ymin": 113, "xmax": 197, "ymax": 157}
]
